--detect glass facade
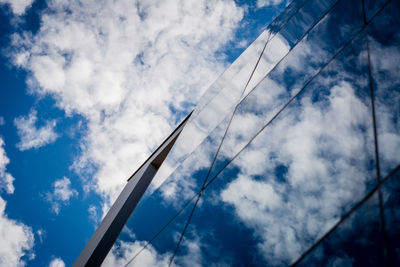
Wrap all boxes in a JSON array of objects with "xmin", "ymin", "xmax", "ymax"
[{"xmin": 100, "ymin": 0, "xmax": 400, "ymax": 266}]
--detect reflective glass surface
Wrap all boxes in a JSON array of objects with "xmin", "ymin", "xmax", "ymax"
[
  {"xmin": 367, "ymin": 0, "xmax": 400, "ymax": 178},
  {"xmin": 243, "ymin": 0, "xmax": 337, "ymax": 98},
  {"xmin": 364, "ymin": 0, "xmax": 389, "ymax": 22},
  {"xmin": 382, "ymin": 168, "xmax": 400, "ymax": 265},
  {"xmin": 210, "ymin": 0, "xmax": 365, "ymax": 180},
  {"xmin": 295, "ymin": 190, "xmax": 385, "ymax": 266},
  {"xmin": 174, "ymin": 32, "xmax": 377, "ymax": 266}
]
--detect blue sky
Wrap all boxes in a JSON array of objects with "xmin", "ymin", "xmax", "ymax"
[{"xmin": 0, "ymin": 0, "xmax": 290, "ymax": 266}]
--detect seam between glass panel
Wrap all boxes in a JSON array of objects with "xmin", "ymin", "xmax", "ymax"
[{"xmin": 362, "ymin": 0, "xmax": 392, "ymax": 265}]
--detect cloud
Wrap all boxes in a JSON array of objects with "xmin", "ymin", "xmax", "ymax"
[
  {"xmin": 14, "ymin": 110, "xmax": 58, "ymax": 151},
  {"xmin": 46, "ymin": 177, "xmax": 78, "ymax": 214},
  {"xmin": 256, "ymin": 0, "xmax": 287, "ymax": 9},
  {"xmin": 0, "ymin": 0, "xmax": 34, "ymax": 15},
  {"xmin": 11, "ymin": 0, "xmax": 245, "ymax": 211},
  {"xmin": 0, "ymin": 116, "xmax": 4, "ymax": 126},
  {"xmin": 0, "ymin": 197, "xmax": 35, "ymax": 266},
  {"xmin": 88, "ymin": 205, "xmax": 100, "ymax": 224},
  {"xmin": 49, "ymin": 257, "xmax": 65, "ymax": 267},
  {"xmin": 103, "ymin": 240, "xmax": 171, "ymax": 267},
  {"xmin": 0, "ymin": 138, "xmax": 15, "ymax": 194},
  {"xmin": 103, "ymin": 235, "xmax": 208, "ymax": 267},
  {"xmin": 0, "ymin": 138, "xmax": 35, "ymax": 266}
]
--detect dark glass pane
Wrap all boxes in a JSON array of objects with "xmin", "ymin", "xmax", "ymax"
[
  {"xmin": 102, "ymin": 197, "xmax": 197, "ymax": 266},
  {"xmin": 364, "ymin": 0, "xmax": 389, "ymax": 22},
  {"xmin": 382, "ymin": 168, "xmax": 400, "ymax": 265},
  {"xmin": 295, "ymin": 190, "xmax": 384, "ymax": 266},
  {"xmin": 367, "ymin": 0, "xmax": 400, "ymax": 178},
  {"xmin": 173, "ymin": 32, "xmax": 376, "ymax": 266},
  {"xmin": 210, "ymin": 0, "xmax": 365, "ymax": 180}
]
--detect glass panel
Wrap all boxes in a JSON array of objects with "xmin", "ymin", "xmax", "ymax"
[
  {"xmin": 382, "ymin": 168, "xmax": 400, "ymax": 265},
  {"xmin": 243, "ymin": 0, "xmax": 337, "ymax": 98},
  {"xmin": 172, "ymin": 32, "xmax": 376, "ymax": 266},
  {"xmin": 102, "ymin": 197, "xmax": 197, "ymax": 267},
  {"xmin": 295, "ymin": 190, "xmax": 384, "ymax": 266},
  {"xmin": 367, "ymin": 0, "xmax": 400, "ymax": 178},
  {"xmin": 364, "ymin": 0, "xmax": 389, "ymax": 22},
  {"xmin": 210, "ymin": 0, "xmax": 365, "ymax": 180}
]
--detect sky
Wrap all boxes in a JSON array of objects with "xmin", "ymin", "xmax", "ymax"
[{"xmin": 0, "ymin": 0, "xmax": 290, "ymax": 266}]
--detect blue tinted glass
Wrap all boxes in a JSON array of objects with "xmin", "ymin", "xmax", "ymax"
[
  {"xmin": 209, "ymin": 0, "xmax": 365, "ymax": 180},
  {"xmin": 173, "ymin": 32, "xmax": 376, "ymax": 266},
  {"xmin": 382, "ymin": 168, "xmax": 400, "ymax": 266},
  {"xmin": 364, "ymin": 0, "xmax": 389, "ymax": 22},
  {"xmin": 367, "ymin": 0, "xmax": 400, "ymax": 178},
  {"xmin": 295, "ymin": 190, "xmax": 384, "ymax": 266}
]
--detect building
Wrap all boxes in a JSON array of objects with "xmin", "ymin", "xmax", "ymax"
[{"xmin": 74, "ymin": 0, "xmax": 400, "ymax": 265}]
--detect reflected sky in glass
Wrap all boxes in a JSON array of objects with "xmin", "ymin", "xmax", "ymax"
[
  {"xmin": 178, "ymin": 31, "xmax": 376, "ymax": 266},
  {"xmin": 367, "ymin": 0, "xmax": 400, "ymax": 178}
]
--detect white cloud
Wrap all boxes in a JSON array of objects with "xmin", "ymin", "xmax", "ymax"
[
  {"xmin": 49, "ymin": 257, "xmax": 65, "ymax": 267},
  {"xmin": 103, "ymin": 240, "xmax": 171, "ymax": 267},
  {"xmin": 103, "ymin": 235, "xmax": 208, "ymax": 267},
  {"xmin": 14, "ymin": 110, "xmax": 58, "ymax": 151},
  {"xmin": 0, "ymin": 139, "xmax": 34, "ymax": 266},
  {"xmin": 0, "ymin": 197, "xmax": 35, "ymax": 266},
  {"xmin": 0, "ymin": 116, "xmax": 5, "ymax": 126},
  {"xmin": 11, "ymin": 0, "xmax": 245, "ymax": 212},
  {"xmin": 88, "ymin": 205, "xmax": 100, "ymax": 224},
  {"xmin": 46, "ymin": 177, "xmax": 78, "ymax": 214},
  {"xmin": 0, "ymin": 0, "xmax": 34, "ymax": 15},
  {"xmin": 257, "ymin": 0, "xmax": 286, "ymax": 9},
  {"xmin": 0, "ymin": 138, "xmax": 15, "ymax": 194}
]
